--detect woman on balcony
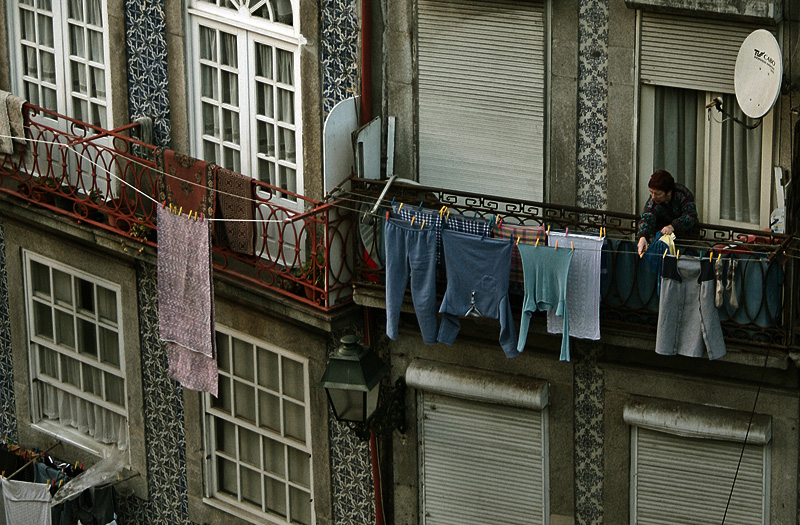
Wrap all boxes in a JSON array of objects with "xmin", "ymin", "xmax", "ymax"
[{"xmin": 636, "ymin": 170, "xmax": 699, "ymax": 256}]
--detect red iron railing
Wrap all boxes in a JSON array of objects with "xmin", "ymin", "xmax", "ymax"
[{"xmin": 0, "ymin": 104, "xmax": 355, "ymax": 310}]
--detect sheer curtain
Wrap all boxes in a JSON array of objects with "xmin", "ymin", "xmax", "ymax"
[
  {"xmin": 719, "ymin": 94, "xmax": 762, "ymax": 224},
  {"xmin": 652, "ymin": 85, "xmax": 700, "ymax": 193}
]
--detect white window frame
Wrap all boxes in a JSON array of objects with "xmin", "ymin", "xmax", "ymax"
[
  {"xmin": 187, "ymin": 0, "xmax": 305, "ymax": 212},
  {"xmin": 22, "ymin": 250, "xmax": 129, "ymax": 458},
  {"xmin": 6, "ymin": 0, "xmax": 114, "ymax": 128},
  {"xmin": 638, "ymin": 85, "xmax": 774, "ymax": 230},
  {"xmin": 202, "ymin": 326, "xmax": 315, "ymax": 525}
]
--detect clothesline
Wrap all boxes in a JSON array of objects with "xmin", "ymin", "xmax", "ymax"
[{"xmin": 1, "ymin": 133, "xmax": 796, "ymax": 263}]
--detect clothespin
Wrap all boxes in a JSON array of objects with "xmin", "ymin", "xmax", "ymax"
[
  {"xmin": 446, "ymin": 209, "xmax": 451, "ymax": 220},
  {"xmin": 178, "ymin": 206, "xmax": 183, "ymax": 216},
  {"xmin": 399, "ymin": 202, "xmax": 404, "ymax": 211},
  {"xmin": 169, "ymin": 203, "xmax": 173, "ymax": 213},
  {"xmin": 473, "ymin": 211, "xmax": 478, "ymax": 219},
  {"xmin": 58, "ymin": 479, "xmax": 63, "ymax": 488},
  {"xmin": 555, "ymin": 241, "xmax": 559, "ymax": 250},
  {"xmin": 75, "ymin": 461, "xmax": 79, "ymax": 470},
  {"xmin": 516, "ymin": 236, "xmax": 521, "ymax": 245},
  {"xmin": 79, "ymin": 463, "xmax": 83, "ymax": 470},
  {"xmin": 162, "ymin": 200, "xmax": 167, "ymax": 209},
  {"xmin": 439, "ymin": 206, "xmax": 446, "ymax": 217},
  {"xmin": 565, "ymin": 227, "xmax": 569, "ymax": 237},
  {"xmin": 390, "ymin": 196, "xmax": 396, "ymax": 207},
  {"xmin": 676, "ymin": 249, "xmax": 680, "ymax": 259},
  {"xmin": 571, "ymin": 241, "xmax": 574, "ymax": 251},
  {"xmin": 498, "ymin": 217, "xmax": 503, "ymax": 227},
  {"xmin": 717, "ymin": 253, "xmax": 721, "ymax": 261},
  {"xmin": 420, "ymin": 220, "xmax": 426, "ymax": 230},
  {"xmin": 546, "ymin": 224, "xmax": 551, "ymax": 235},
  {"xmin": 117, "ymin": 472, "xmax": 120, "ymax": 481},
  {"xmin": 47, "ymin": 479, "xmax": 51, "ymax": 488},
  {"xmin": 418, "ymin": 201, "xmax": 423, "ymax": 210},
  {"xmin": 193, "ymin": 211, "xmax": 198, "ymax": 221},
  {"xmin": 386, "ymin": 210, "xmax": 390, "ymax": 221},
  {"xmin": 709, "ymin": 251, "xmax": 713, "ymax": 262},
  {"xmin": 410, "ymin": 216, "xmax": 415, "ymax": 227},
  {"xmin": 200, "ymin": 213, "xmax": 204, "ymax": 222},
  {"xmin": 535, "ymin": 237, "xmax": 539, "ymax": 248},
  {"xmin": 2, "ymin": 470, "xmax": 5, "ymax": 478},
  {"xmin": 663, "ymin": 248, "xmax": 668, "ymax": 259}
]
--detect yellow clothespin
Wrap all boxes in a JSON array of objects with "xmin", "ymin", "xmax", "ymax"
[
  {"xmin": 398, "ymin": 202, "xmax": 404, "ymax": 211},
  {"xmin": 663, "ymin": 248, "xmax": 668, "ymax": 259},
  {"xmin": 516, "ymin": 236, "xmax": 521, "ymax": 245},
  {"xmin": 717, "ymin": 253, "xmax": 722, "ymax": 261},
  {"xmin": 410, "ymin": 216, "xmax": 415, "ymax": 227},
  {"xmin": 2, "ymin": 470, "xmax": 5, "ymax": 478},
  {"xmin": 58, "ymin": 479, "xmax": 63, "ymax": 488},
  {"xmin": 446, "ymin": 209, "xmax": 451, "ymax": 220},
  {"xmin": 75, "ymin": 461, "xmax": 79, "ymax": 469},
  {"xmin": 546, "ymin": 225, "xmax": 551, "ymax": 235},
  {"xmin": 117, "ymin": 472, "xmax": 120, "ymax": 481},
  {"xmin": 534, "ymin": 237, "xmax": 539, "ymax": 248},
  {"xmin": 571, "ymin": 241, "xmax": 574, "ymax": 251},
  {"xmin": 439, "ymin": 206, "xmax": 446, "ymax": 217},
  {"xmin": 676, "ymin": 249, "xmax": 680, "ymax": 259},
  {"xmin": 555, "ymin": 240, "xmax": 559, "ymax": 251},
  {"xmin": 709, "ymin": 251, "xmax": 713, "ymax": 262},
  {"xmin": 420, "ymin": 220, "xmax": 426, "ymax": 230},
  {"xmin": 47, "ymin": 479, "xmax": 51, "ymax": 488}
]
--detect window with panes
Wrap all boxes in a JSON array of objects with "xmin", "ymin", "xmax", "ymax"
[
  {"xmin": 204, "ymin": 329, "xmax": 313, "ymax": 524},
  {"xmin": 24, "ymin": 252, "xmax": 128, "ymax": 450},
  {"xmin": 9, "ymin": 0, "xmax": 112, "ymax": 128},
  {"xmin": 189, "ymin": 0, "xmax": 302, "ymax": 204}
]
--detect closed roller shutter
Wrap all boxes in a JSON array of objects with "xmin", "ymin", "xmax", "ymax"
[
  {"xmin": 632, "ymin": 427, "xmax": 769, "ymax": 524},
  {"xmin": 417, "ymin": 0, "xmax": 545, "ymax": 201},
  {"xmin": 419, "ymin": 392, "xmax": 548, "ymax": 525},
  {"xmin": 640, "ymin": 13, "xmax": 765, "ymax": 94}
]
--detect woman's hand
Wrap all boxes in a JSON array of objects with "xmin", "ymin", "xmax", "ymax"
[
  {"xmin": 637, "ymin": 237, "xmax": 647, "ymax": 256},
  {"xmin": 661, "ymin": 224, "xmax": 674, "ymax": 235}
]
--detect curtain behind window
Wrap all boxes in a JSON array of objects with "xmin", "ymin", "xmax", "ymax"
[
  {"xmin": 653, "ymin": 86, "xmax": 699, "ymax": 194},
  {"xmin": 719, "ymin": 94, "xmax": 762, "ymax": 224}
]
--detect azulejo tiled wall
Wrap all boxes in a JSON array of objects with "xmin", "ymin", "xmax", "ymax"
[
  {"xmin": 321, "ymin": 0, "xmax": 360, "ymax": 117},
  {"xmin": 577, "ymin": 0, "xmax": 609, "ymax": 211},
  {"xmin": 0, "ymin": 219, "xmax": 17, "ymax": 441},
  {"xmin": 124, "ymin": 0, "xmax": 172, "ymax": 147},
  {"xmin": 330, "ymin": 413, "xmax": 377, "ymax": 524},
  {"xmin": 117, "ymin": 262, "xmax": 192, "ymax": 524}
]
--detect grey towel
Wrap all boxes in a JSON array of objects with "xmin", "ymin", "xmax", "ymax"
[
  {"xmin": 157, "ymin": 205, "xmax": 218, "ymax": 395},
  {"xmin": 0, "ymin": 91, "xmax": 12, "ymax": 154},
  {"xmin": 6, "ymin": 95, "xmax": 25, "ymax": 145}
]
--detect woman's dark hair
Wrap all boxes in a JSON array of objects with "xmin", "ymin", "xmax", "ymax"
[{"xmin": 648, "ymin": 170, "xmax": 675, "ymax": 193}]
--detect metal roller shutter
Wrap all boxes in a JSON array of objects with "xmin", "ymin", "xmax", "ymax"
[
  {"xmin": 419, "ymin": 392, "xmax": 548, "ymax": 525},
  {"xmin": 417, "ymin": 0, "xmax": 546, "ymax": 201},
  {"xmin": 632, "ymin": 427, "xmax": 769, "ymax": 524},
  {"xmin": 639, "ymin": 13, "xmax": 766, "ymax": 94}
]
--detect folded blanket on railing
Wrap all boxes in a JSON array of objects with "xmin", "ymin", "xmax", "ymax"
[
  {"xmin": 155, "ymin": 147, "xmax": 215, "ymax": 218},
  {"xmin": 215, "ymin": 166, "xmax": 254, "ymax": 255},
  {"xmin": 0, "ymin": 91, "xmax": 12, "ymax": 154}
]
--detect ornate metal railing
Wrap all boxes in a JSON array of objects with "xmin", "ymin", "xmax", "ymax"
[
  {"xmin": 0, "ymin": 104, "xmax": 355, "ymax": 310},
  {"xmin": 350, "ymin": 178, "xmax": 795, "ymax": 351}
]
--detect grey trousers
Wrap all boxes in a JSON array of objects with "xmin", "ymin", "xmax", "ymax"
[{"xmin": 656, "ymin": 257, "xmax": 726, "ymax": 360}]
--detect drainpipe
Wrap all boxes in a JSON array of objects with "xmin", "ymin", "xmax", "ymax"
[{"xmin": 361, "ymin": 0, "xmax": 372, "ymax": 125}]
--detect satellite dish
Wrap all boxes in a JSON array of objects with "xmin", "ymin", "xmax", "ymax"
[{"xmin": 734, "ymin": 29, "xmax": 782, "ymax": 119}]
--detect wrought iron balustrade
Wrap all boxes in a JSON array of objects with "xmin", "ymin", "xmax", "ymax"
[
  {"xmin": 0, "ymin": 104, "xmax": 355, "ymax": 310},
  {"xmin": 350, "ymin": 178, "xmax": 794, "ymax": 351}
]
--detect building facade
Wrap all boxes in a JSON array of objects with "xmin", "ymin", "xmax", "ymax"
[{"xmin": 0, "ymin": 0, "xmax": 798, "ymax": 524}]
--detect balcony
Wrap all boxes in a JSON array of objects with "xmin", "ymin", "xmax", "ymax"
[
  {"xmin": 349, "ymin": 178, "xmax": 798, "ymax": 354},
  {"xmin": 0, "ymin": 104, "xmax": 355, "ymax": 311}
]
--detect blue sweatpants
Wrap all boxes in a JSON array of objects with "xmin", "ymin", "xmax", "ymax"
[{"xmin": 384, "ymin": 217, "xmax": 439, "ymax": 344}]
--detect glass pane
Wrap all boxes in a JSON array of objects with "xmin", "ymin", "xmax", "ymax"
[
  {"xmin": 38, "ymin": 0, "xmax": 53, "ymax": 12},
  {"xmin": 259, "ymin": 159, "xmax": 276, "ymax": 186},
  {"xmin": 272, "ymin": 0, "xmax": 293, "ymax": 26},
  {"xmin": 719, "ymin": 94, "xmax": 762, "ymax": 224},
  {"xmin": 61, "ymin": 355, "xmax": 80, "ymax": 387},
  {"xmin": 88, "ymin": 30, "xmax": 103, "ymax": 62},
  {"xmin": 284, "ymin": 401, "xmax": 305, "ymax": 442},
  {"xmin": 26, "ymin": 82, "xmax": 40, "ymax": 106},
  {"xmin": 68, "ymin": 0, "xmax": 82, "ymax": 21},
  {"xmin": 76, "ymin": 279, "xmax": 94, "ymax": 313},
  {"xmin": 216, "ymin": 418, "xmax": 236, "ymax": 456},
  {"xmin": 232, "ymin": 337, "xmax": 254, "ymax": 382},
  {"xmin": 39, "ymin": 346, "xmax": 58, "ymax": 377},
  {"xmin": 42, "ymin": 88, "xmax": 57, "ymax": 112},
  {"xmin": 41, "ymin": 52, "xmax": 56, "ymax": 83},
  {"xmin": 69, "ymin": 24, "xmax": 86, "ymax": 58},
  {"xmin": 220, "ymin": 32, "xmax": 237, "ymax": 67},
  {"xmin": 87, "ymin": 0, "xmax": 102, "ymax": 26},
  {"xmin": 217, "ymin": 457, "xmax": 237, "ymax": 496},
  {"xmin": 212, "ymin": 375, "xmax": 232, "ymax": 413},
  {"xmin": 276, "ymin": 49, "xmax": 293, "ymax": 85},
  {"xmin": 96, "ymin": 286, "xmax": 116, "ymax": 324},
  {"xmin": 256, "ymin": 347, "xmax": 279, "ymax": 390},
  {"xmin": 281, "ymin": 166, "xmax": 297, "ymax": 198},
  {"xmin": 287, "ymin": 447, "xmax": 310, "ymax": 487},
  {"xmin": 258, "ymin": 122, "xmax": 275, "ymax": 157},
  {"xmin": 55, "ymin": 310, "xmax": 75, "ymax": 349},
  {"xmin": 216, "ymin": 333, "xmax": 230, "ymax": 373},
  {"xmin": 38, "ymin": 14, "xmax": 54, "ymax": 47},
  {"xmin": 233, "ymin": 381, "xmax": 256, "ymax": 422},
  {"xmin": 239, "ymin": 427, "xmax": 260, "ymax": 467},
  {"xmin": 241, "ymin": 467, "xmax": 262, "ymax": 507},
  {"xmin": 278, "ymin": 128, "xmax": 295, "ymax": 162},
  {"xmin": 258, "ymin": 391, "xmax": 280, "ymax": 431},
  {"xmin": 282, "ymin": 358, "xmax": 303, "ymax": 401},
  {"xmin": 82, "ymin": 363, "xmax": 98, "ymax": 396},
  {"xmin": 289, "ymin": 487, "xmax": 311, "ymax": 525},
  {"xmin": 52, "ymin": 270, "xmax": 72, "ymax": 305},
  {"xmin": 99, "ymin": 327, "xmax": 119, "ymax": 367},
  {"xmin": 252, "ymin": 3, "xmax": 270, "ymax": 19},
  {"xmin": 223, "ymin": 147, "xmax": 240, "ymax": 173},
  {"xmin": 77, "ymin": 318, "xmax": 97, "ymax": 358},
  {"xmin": 72, "ymin": 62, "xmax": 88, "ymax": 94},
  {"xmin": 105, "ymin": 373, "xmax": 124, "ymax": 405},
  {"xmin": 33, "ymin": 301, "xmax": 54, "ymax": 340},
  {"xmin": 201, "ymin": 65, "xmax": 217, "ymax": 99},
  {"xmin": 222, "ymin": 109, "xmax": 239, "ymax": 143},
  {"xmin": 90, "ymin": 104, "xmax": 106, "ymax": 128},
  {"xmin": 199, "ymin": 27, "xmax": 216, "ymax": 61},
  {"xmin": 255, "ymin": 44, "xmax": 273, "ymax": 79},
  {"xmin": 221, "ymin": 71, "xmax": 238, "ymax": 105},
  {"xmin": 277, "ymin": 89, "xmax": 294, "ymax": 124},
  {"xmin": 265, "ymin": 476, "xmax": 287, "ymax": 517},
  {"xmin": 257, "ymin": 83, "xmax": 273, "ymax": 118},
  {"xmin": 263, "ymin": 437, "xmax": 285, "ymax": 476},
  {"xmin": 202, "ymin": 103, "xmax": 219, "ymax": 137},
  {"xmin": 30, "ymin": 261, "xmax": 51, "ymax": 298},
  {"xmin": 90, "ymin": 66, "xmax": 106, "ymax": 98},
  {"xmin": 23, "ymin": 47, "xmax": 38, "ymax": 77},
  {"xmin": 21, "ymin": 11, "xmax": 36, "ymax": 41},
  {"xmin": 203, "ymin": 141, "xmax": 219, "ymax": 163}
]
